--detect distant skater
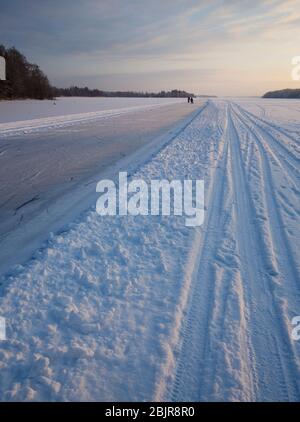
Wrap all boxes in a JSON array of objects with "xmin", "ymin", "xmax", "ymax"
[
  {"xmin": 187, "ymin": 97, "xmax": 190, "ymax": 103},
  {"xmin": 191, "ymin": 97, "xmax": 194, "ymax": 104}
]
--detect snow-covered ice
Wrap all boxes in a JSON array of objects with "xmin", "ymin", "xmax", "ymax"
[
  {"xmin": 0, "ymin": 98, "xmax": 299, "ymax": 401},
  {"xmin": 0, "ymin": 97, "xmax": 184, "ymax": 136},
  {"xmin": 0, "ymin": 97, "xmax": 186, "ymax": 123},
  {"xmin": 0, "ymin": 101, "xmax": 197, "ymax": 276}
]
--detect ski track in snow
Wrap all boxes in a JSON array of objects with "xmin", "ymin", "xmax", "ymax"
[{"xmin": 0, "ymin": 99, "xmax": 299, "ymax": 401}]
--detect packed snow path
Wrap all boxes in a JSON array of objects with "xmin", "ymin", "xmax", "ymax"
[{"xmin": 0, "ymin": 99, "xmax": 299, "ymax": 401}]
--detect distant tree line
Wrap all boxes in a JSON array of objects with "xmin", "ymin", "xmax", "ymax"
[
  {"xmin": 0, "ymin": 45, "xmax": 53, "ymax": 100},
  {"xmin": 0, "ymin": 45, "xmax": 195, "ymax": 100},
  {"xmin": 53, "ymin": 86, "xmax": 195, "ymax": 98},
  {"xmin": 262, "ymin": 89, "xmax": 300, "ymax": 99}
]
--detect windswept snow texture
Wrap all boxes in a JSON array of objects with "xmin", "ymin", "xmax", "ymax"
[{"xmin": 0, "ymin": 99, "xmax": 300, "ymax": 401}]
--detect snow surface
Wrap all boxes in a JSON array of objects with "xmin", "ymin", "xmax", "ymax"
[
  {"xmin": 0, "ymin": 97, "xmax": 184, "ymax": 136},
  {"xmin": 0, "ymin": 101, "xmax": 198, "ymax": 276},
  {"xmin": 0, "ymin": 98, "xmax": 299, "ymax": 401}
]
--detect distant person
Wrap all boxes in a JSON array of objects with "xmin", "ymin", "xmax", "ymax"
[
  {"xmin": 191, "ymin": 97, "xmax": 194, "ymax": 104},
  {"xmin": 187, "ymin": 97, "xmax": 190, "ymax": 103}
]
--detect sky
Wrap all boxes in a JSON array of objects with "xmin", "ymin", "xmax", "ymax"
[{"xmin": 1, "ymin": 0, "xmax": 300, "ymax": 96}]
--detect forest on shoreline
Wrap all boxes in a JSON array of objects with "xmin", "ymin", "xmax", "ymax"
[
  {"xmin": 0, "ymin": 45, "xmax": 195, "ymax": 100},
  {"xmin": 262, "ymin": 88, "xmax": 300, "ymax": 98},
  {"xmin": 0, "ymin": 45, "xmax": 53, "ymax": 100}
]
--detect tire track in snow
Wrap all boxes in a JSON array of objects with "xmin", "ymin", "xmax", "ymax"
[
  {"xmin": 229, "ymin": 103, "xmax": 300, "ymax": 400},
  {"xmin": 165, "ymin": 100, "xmax": 300, "ymax": 402},
  {"xmin": 227, "ymin": 107, "xmax": 288, "ymax": 400},
  {"xmin": 167, "ymin": 105, "xmax": 233, "ymax": 401},
  {"xmin": 166, "ymin": 103, "xmax": 257, "ymax": 402},
  {"xmin": 234, "ymin": 103, "xmax": 300, "ymax": 146},
  {"xmin": 233, "ymin": 104, "xmax": 300, "ymax": 213},
  {"xmin": 232, "ymin": 105, "xmax": 300, "ymax": 225},
  {"xmin": 154, "ymin": 102, "xmax": 229, "ymax": 401},
  {"xmin": 233, "ymin": 103, "xmax": 300, "ymax": 183},
  {"xmin": 231, "ymin": 104, "xmax": 300, "ymax": 281}
]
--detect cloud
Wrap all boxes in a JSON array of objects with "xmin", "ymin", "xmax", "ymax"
[{"xmin": 1, "ymin": 0, "xmax": 299, "ymax": 95}]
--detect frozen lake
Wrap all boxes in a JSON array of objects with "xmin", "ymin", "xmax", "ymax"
[
  {"xmin": 0, "ymin": 99, "xmax": 199, "ymax": 275},
  {"xmin": 0, "ymin": 96, "xmax": 185, "ymax": 124},
  {"xmin": 0, "ymin": 98, "xmax": 299, "ymax": 401}
]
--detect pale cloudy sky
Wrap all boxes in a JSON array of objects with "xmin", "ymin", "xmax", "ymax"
[{"xmin": 1, "ymin": 0, "xmax": 300, "ymax": 95}]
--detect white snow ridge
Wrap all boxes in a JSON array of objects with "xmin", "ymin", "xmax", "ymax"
[{"xmin": 0, "ymin": 99, "xmax": 299, "ymax": 402}]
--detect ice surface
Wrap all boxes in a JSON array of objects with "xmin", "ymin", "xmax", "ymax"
[{"xmin": 0, "ymin": 97, "xmax": 184, "ymax": 135}]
